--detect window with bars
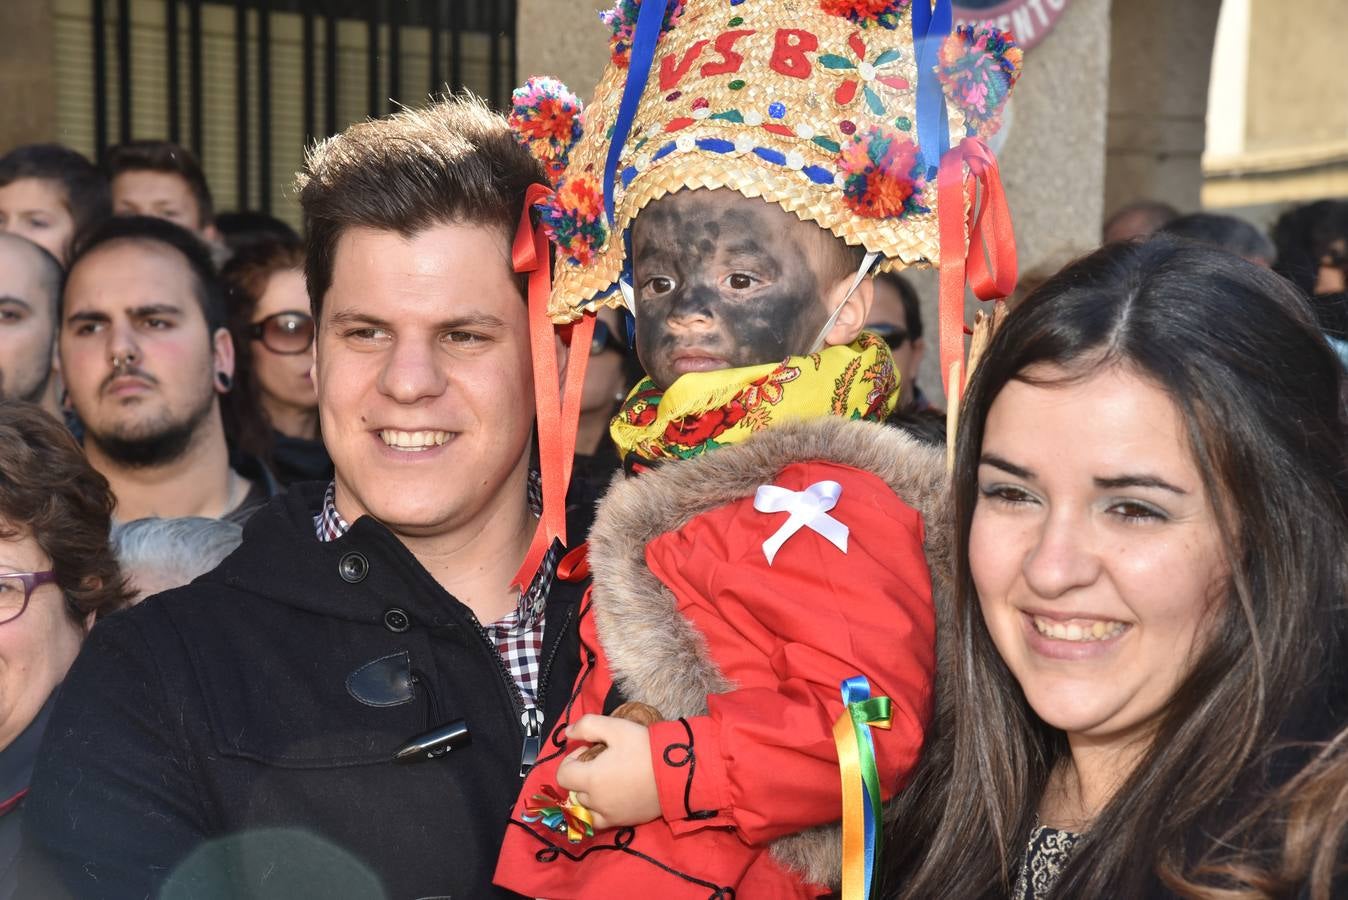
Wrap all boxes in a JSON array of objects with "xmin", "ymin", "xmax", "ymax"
[{"xmin": 55, "ymin": 0, "xmax": 517, "ymax": 226}]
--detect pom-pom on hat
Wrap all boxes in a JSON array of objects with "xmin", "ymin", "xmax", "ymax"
[
  {"xmin": 938, "ymin": 25, "xmax": 1023, "ymax": 140},
  {"xmin": 508, "ymin": 76, "xmax": 585, "ymax": 187},
  {"xmin": 602, "ymin": 0, "xmax": 688, "ymax": 67}
]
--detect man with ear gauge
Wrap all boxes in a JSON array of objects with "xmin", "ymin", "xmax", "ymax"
[
  {"xmin": 56, "ymin": 216, "xmax": 278, "ymax": 524},
  {"xmin": 494, "ymin": 1, "xmax": 1023, "ymax": 896}
]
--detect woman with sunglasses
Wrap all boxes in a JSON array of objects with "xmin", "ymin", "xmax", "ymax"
[
  {"xmin": 0, "ymin": 401, "xmax": 133, "ymax": 898},
  {"xmin": 879, "ymin": 237, "xmax": 1348, "ymax": 898},
  {"xmin": 221, "ymin": 236, "xmax": 332, "ymax": 486},
  {"xmin": 574, "ymin": 306, "xmax": 644, "ymax": 482}
]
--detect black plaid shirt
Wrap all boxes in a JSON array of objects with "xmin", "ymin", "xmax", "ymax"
[{"xmin": 314, "ymin": 474, "xmax": 559, "ymax": 719}]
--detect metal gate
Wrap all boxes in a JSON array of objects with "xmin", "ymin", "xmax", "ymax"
[{"xmin": 82, "ymin": 0, "xmax": 517, "ymax": 216}]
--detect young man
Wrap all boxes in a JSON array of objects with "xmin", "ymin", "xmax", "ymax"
[
  {"xmin": 0, "ymin": 143, "xmax": 110, "ymax": 264},
  {"xmin": 0, "ymin": 234, "xmax": 63, "ymax": 416},
  {"xmin": 106, "ymin": 139, "xmax": 219, "ymax": 243},
  {"xmin": 495, "ymin": 3, "xmax": 1020, "ymax": 896},
  {"xmin": 57, "ymin": 215, "xmax": 271, "ymax": 523},
  {"xmin": 20, "ymin": 96, "xmax": 588, "ymax": 899}
]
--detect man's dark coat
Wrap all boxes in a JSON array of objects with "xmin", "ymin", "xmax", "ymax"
[{"xmin": 20, "ymin": 482, "xmax": 588, "ymax": 899}]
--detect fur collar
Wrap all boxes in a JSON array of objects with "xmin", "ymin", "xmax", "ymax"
[{"xmin": 586, "ymin": 416, "xmax": 952, "ymax": 887}]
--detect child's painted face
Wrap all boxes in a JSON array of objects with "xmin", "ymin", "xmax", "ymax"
[{"xmin": 631, "ymin": 188, "xmax": 836, "ymax": 390}]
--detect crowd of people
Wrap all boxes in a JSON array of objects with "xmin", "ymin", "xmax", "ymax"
[{"xmin": 0, "ymin": 1, "xmax": 1345, "ymax": 898}]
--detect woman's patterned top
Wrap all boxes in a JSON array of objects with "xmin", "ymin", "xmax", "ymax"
[{"xmin": 1013, "ymin": 824, "xmax": 1081, "ymax": 899}]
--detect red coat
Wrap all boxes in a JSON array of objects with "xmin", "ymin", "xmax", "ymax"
[{"xmin": 495, "ymin": 421, "xmax": 941, "ymax": 899}]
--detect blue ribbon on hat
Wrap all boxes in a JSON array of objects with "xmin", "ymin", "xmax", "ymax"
[
  {"xmin": 602, "ymin": 0, "xmax": 674, "ymax": 227},
  {"xmin": 911, "ymin": 0, "xmax": 953, "ymax": 174}
]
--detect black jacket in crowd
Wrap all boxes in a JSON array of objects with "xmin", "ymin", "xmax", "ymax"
[{"xmin": 20, "ymin": 481, "xmax": 589, "ymax": 899}]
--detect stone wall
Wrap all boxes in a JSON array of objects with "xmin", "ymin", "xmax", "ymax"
[
  {"xmin": 1245, "ymin": 0, "xmax": 1347, "ymax": 154},
  {"xmin": 0, "ymin": 0, "xmax": 56, "ymax": 149},
  {"xmin": 516, "ymin": 0, "xmax": 609, "ymax": 99},
  {"xmin": 1103, "ymin": 0, "xmax": 1222, "ymax": 217}
]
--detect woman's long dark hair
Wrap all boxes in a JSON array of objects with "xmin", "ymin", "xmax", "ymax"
[
  {"xmin": 1186, "ymin": 723, "xmax": 1348, "ymax": 899},
  {"xmin": 881, "ymin": 237, "xmax": 1348, "ymax": 898}
]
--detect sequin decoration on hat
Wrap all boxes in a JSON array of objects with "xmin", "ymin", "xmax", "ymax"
[
  {"xmin": 508, "ymin": 76, "xmax": 585, "ymax": 186},
  {"xmin": 529, "ymin": 0, "xmax": 1022, "ymax": 335}
]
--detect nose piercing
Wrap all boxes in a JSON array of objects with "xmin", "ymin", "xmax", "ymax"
[{"xmin": 111, "ymin": 350, "xmax": 137, "ymax": 371}]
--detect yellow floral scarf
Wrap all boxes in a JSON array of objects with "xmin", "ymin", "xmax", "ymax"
[{"xmin": 610, "ymin": 332, "xmax": 899, "ymax": 467}]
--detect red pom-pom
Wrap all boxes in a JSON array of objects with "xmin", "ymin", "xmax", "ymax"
[
  {"xmin": 540, "ymin": 176, "xmax": 608, "ymax": 266},
  {"xmin": 509, "ymin": 76, "xmax": 584, "ymax": 186},
  {"xmin": 837, "ymin": 126, "xmax": 929, "ymax": 219},
  {"xmin": 819, "ymin": 0, "xmax": 910, "ymax": 29}
]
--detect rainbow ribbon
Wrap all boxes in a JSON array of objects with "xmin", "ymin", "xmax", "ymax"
[
  {"xmin": 523, "ymin": 785, "xmax": 596, "ymax": 844},
  {"xmin": 835, "ymin": 676, "xmax": 892, "ymax": 900}
]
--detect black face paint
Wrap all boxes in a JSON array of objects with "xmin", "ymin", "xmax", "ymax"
[{"xmin": 631, "ymin": 189, "xmax": 831, "ymax": 390}]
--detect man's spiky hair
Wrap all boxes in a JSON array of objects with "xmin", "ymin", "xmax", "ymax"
[{"xmin": 296, "ymin": 93, "xmax": 548, "ymax": 317}]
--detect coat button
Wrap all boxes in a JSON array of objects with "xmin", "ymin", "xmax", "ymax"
[
  {"xmin": 338, "ymin": 552, "xmax": 369, "ymax": 583},
  {"xmin": 383, "ymin": 608, "xmax": 411, "ymax": 633}
]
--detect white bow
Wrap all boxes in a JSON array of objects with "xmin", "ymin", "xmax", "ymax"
[{"xmin": 753, "ymin": 480, "xmax": 850, "ymax": 566}]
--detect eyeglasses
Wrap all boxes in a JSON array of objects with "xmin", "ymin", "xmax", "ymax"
[
  {"xmin": 868, "ymin": 323, "xmax": 911, "ymax": 349},
  {"xmin": 590, "ymin": 319, "xmax": 630, "ymax": 356},
  {"xmin": 0, "ymin": 570, "xmax": 57, "ymax": 626},
  {"xmin": 249, "ymin": 311, "xmax": 315, "ymax": 355}
]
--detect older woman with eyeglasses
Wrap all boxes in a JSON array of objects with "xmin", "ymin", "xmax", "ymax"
[
  {"xmin": 0, "ymin": 400, "xmax": 132, "ymax": 897},
  {"xmin": 221, "ymin": 236, "xmax": 332, "ymax": 486}
]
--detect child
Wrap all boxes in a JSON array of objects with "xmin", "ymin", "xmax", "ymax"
[{"xmin": 496, "ymin": 1, "xmax": 1021, "ymax": 895}]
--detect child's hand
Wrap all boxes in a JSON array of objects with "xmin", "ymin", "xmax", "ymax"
[{"xmin": 557, "ymin": 714, "xmax": 661, "ymax": 830}]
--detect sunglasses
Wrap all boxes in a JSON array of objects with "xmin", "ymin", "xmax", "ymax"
[
  {"xmin": 868, "ymin": 323, "xmax": 911, "ymax": 349},
  {"xmin": 590, "ymin": 318, "xmax": 630, "ymax": 356},
  {"xmin": 0, "ymin": 570, "xmax": 57, "ymax": 626},
  {"xmin": 249, "ymin": 311, "xmax": 315, "ymax": 355}
]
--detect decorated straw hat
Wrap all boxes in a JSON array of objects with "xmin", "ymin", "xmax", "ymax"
[
  {"xmin": 505, "ymin": 1, "xmax": 1023, "ymax": 561},
  {"xmin": 509, "ymin": 0, "xmax": 1023, "ymax": 376}
]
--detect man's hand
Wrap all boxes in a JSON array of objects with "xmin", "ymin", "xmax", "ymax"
[{"xmin": 556, "ymin": 714, "xmax": 661, "ymax": 830}]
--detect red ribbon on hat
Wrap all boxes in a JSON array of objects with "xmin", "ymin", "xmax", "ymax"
[
  {"xmin": 512, "ymin": 182, "xmax": 596, "ymax": 590},
  {"xmin": 936, "ymin": 136, "xmax": 1018, "ymax": 396}
]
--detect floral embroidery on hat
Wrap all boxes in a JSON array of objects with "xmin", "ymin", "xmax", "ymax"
[{"xmin": 819, "ymin": 33, "xmax": 910, "ymax": 114}]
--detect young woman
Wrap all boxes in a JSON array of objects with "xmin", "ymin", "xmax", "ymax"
[
  {"xmin": 220, "ymin": 236, "xmax": 332, "ymax": 485},
  {"xmin": 881, "ymin": 236, "xmax": 1348, "ymax": 898}
]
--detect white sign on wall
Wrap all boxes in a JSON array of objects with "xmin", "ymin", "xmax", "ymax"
[{"xmin": 952, "ymin": 0, "xmax": 1072, "ymax": 51}]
